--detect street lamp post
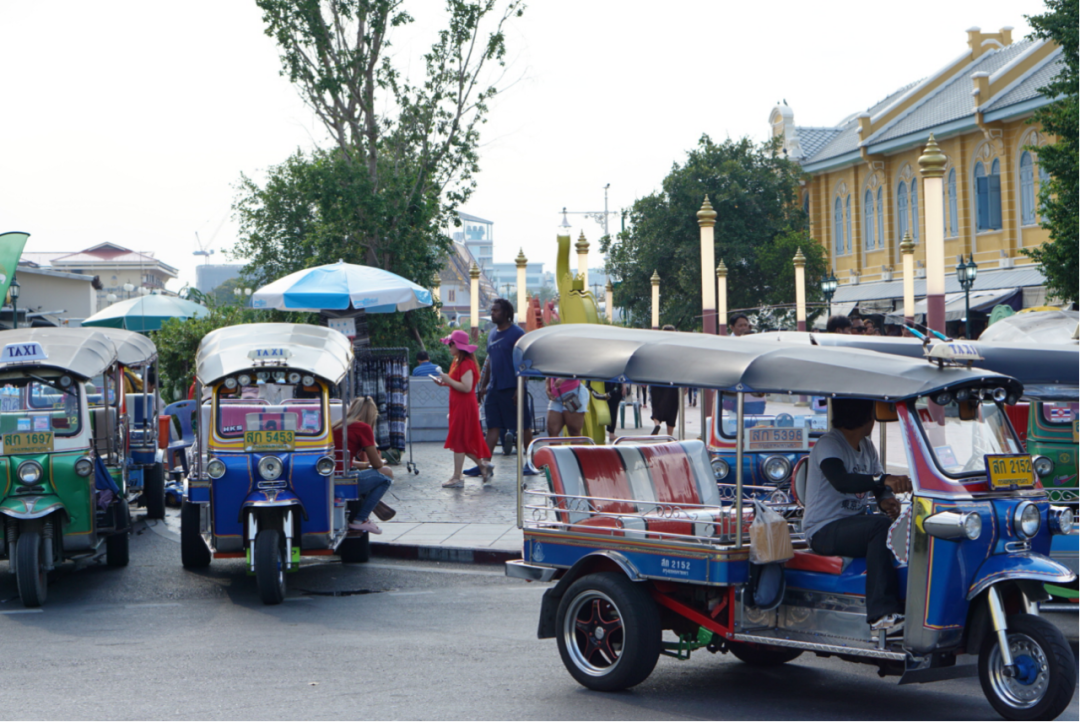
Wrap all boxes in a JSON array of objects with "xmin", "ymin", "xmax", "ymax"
[
  {"xmin": 9, "ymin": 275, "xmax": 20, "ymax": 330},
  {"xmin": 575, "ymin": 232, "xmax": 589, "ymax": 288},
  {"xmin": 716, "ymin": 260, "xmax": 728, "ymax": 335},
  {"xmin": 650, "ymin": 270, "xmax": 660, "ymax": 330},
  {"xmin": 820, "ymin": 271, "xmax": 838, "ymax": 318},
  {"xmin": 469, "ymin": 262, "xmax": 480, "ymax": 342},
  {"xmin": 957, "ymin": 254, "xmax": 978, "ymax": 339},
  {"xmin": 515, "ymin": 248, "xmax": 528, "ymax": 328},
  {"xmin": 697, "ymin": 196, "xmax": 717, "ymax": 334},
  {"xmin": 123, "ymin": 282, "xmax": 135, "ymax": 299},
  {"xmin": 919, "ymin": 134, "xmax": 947, "ymax": 335},
  {"xmin": 793, "ymin": 247, "xmax": 807, "ymax": 332}
]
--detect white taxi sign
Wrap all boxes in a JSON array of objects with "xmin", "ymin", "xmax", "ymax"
[
  {"xmin": 925, "ymin": 342, "xmax": 982, "ymax": 364},
  {"xmin": 247, "ymin": 347, "xmax": 293, "ymax": 361},
  {"xmin": 1, "ymin": 342, "xmax": 48, "ymax": 364}
]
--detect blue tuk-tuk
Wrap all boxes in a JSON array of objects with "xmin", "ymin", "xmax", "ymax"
[
  {"xmin": 506, "ymin": 326, "xmax": 1076, "ymax": 721},
  {"xmin": 180, "ymin": 323, "xmax": 369, "ymax": 604}
]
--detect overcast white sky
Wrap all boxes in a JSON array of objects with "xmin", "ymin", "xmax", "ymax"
[{"xmin": 0, "ymin": 1, "xmax": 1045, "ymax": 291}]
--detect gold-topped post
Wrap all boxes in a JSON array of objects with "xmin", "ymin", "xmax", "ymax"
[
  {"xmin": 793, "ymin": 247, "xmax": 807, "ymax": 332},
  {"xmin": 468, "ymin": 261, "xmax": 481, "ymax": 342},
  {"xmin": 919, "ymin": 134, "xmax": 947, "ymax": 334},
  {"xmin": 900, "ymin": 232, "xmax": 916, "ymax": 328},
  {"xmin": 716, "ymin": 260, "xmax": 728, "ymax": 335},
  {"xmin": 650, "ymin": 270, "xmax": 661, "ymax": 330},
  {"xmin": 575, "ymin": 232, "xmax": 590, "ymax": 289},
  {"xmin": 697, "ymin": 195, "xmax": 718, "ymax": 334},
  {"xmin": 515, "ymin": 248, "xmax": 528, "ymax": 328},
  {"xmin": 605, "ymin": 279, "xmax": 614, "ymax": 323}
]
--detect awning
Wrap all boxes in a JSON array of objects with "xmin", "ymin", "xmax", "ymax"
[
  {"xmin": 833, "ymin": 265, "xmax": 1045, "ymax": 304},
  {"xmin": 885, "ymin": 288, "xmax": 1019, "ymax": 324},
  {"xmin": 812, "ymin": 302, "xmax": 856, "ymax": 329}
]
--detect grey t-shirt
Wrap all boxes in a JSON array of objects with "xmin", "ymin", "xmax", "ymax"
[{"xmin": 801, "ymin": 429, "xmax": 884, "ymax": 542}]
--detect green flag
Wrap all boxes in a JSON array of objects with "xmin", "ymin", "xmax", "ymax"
[{"xmin": 0, "ymin": 232, "xmax": 30, "ymax": 304}]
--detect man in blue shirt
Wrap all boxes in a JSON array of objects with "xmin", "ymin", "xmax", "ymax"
[
  {"xmin": 412, "ymin": 351, "xmax": 442, "ymax": 377},
  {"xmin": 464, "ymin": 298, "xmax": 537, "ymax": 476}
]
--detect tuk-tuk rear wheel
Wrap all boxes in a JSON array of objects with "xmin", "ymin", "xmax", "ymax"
[
  {"xmin": 555, "ymin": 572, "xmax": 661, "ymax": 691},
  {"xmin": 14, "ymin": 530, "xmax": 47, "ymax": 608},
  {"xmin": 254, "ymin": 529, "xmax": 286, "ymax": 605},
  {"xmin": 978, "ymin": 613, "xmax": 1077, "ymax": 721}
]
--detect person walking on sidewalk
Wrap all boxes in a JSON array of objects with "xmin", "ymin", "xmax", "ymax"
[
  {"xmin": 436, "ymin": 330, "xmax": 492, "ymax": 487},
  {"xmin": 648, "ymin": 325, "xmax": 680, "ymax": 435},
  {"xmin": 331, "ymin": 397, "xmax": 394, "ymax": 534}
]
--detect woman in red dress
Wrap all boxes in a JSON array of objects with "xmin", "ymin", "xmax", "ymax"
[{"xmin": 437, "ymin": 330, "xmax": 492, "ymax": 488}]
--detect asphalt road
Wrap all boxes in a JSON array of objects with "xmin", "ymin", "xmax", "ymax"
[{"xmin": 0, "ymin": 517, "xmax": 1076, "ymax": 721}]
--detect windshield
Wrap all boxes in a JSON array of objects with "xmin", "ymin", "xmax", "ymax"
[
  {"xmin": 86, "ymin": 374, "xmax": 116, "ymax": 407},
  {"xmin": 915, "ymin": 398, "xmax": 1021, "ymax": 478},
  {"xmin": 1040, "ymin": 401, "xmax": 1077, "ymax": 426},
  {"xmin": 0, "ymin": 380, "xmax": 82, "ymax": 438},
  {"xmin": 717, "ymin": 393, "xmax": 827, "ymax": 442},
  {"xmin": 215, "ymin": 384, "xmax": 324, "ymax": 438}
]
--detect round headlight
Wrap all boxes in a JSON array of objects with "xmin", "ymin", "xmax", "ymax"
[
  {"xmin": 1032, "ymin": 456, "xmax": 1054, "ymax": 477},
  {"xmin": 954, "ymin": 387, "xmax": 971, "ymax": 402},
  {"xmin": 711, "ymin": 457, "xmax": 730, "ymax": 480},
  {"xmin": 316, "ymin": 456, "xmax": 335, "ymax": 476},
  {"xmin": 274, "ymin": 371, "xmax": 286, "ymax": 383},
  {"xmin": 763, "ymin": 455, "xmax": 792, "ymax": 484},
  {"xmin": 932, "ymin": 391, "xmax": 953, "ymax": 406},
  {"xmin": 288, "ymin": 372, "xmax": 301, "ymax": 384},
  {"xmin": 237, "ymin": 374, "xmax": 252, "ymax": 387},
  {"xmin": 17, "ymin": 460, "xmax": 43, "ymax": 484},
  {"xmin": 258, "ymin": 456, "xmax": 284, "ymax": 481},
  {"xmin": 962, "ymin": 512, "xmax": 982, "ymax": 541},
  {"xmin": 206, "ymin": 458, "xmax": 226, "ymax": 479},
  {"xmin": 992, "ymin": 387, "xmax": 1008, "ymax": 403},
  {"xmin": 74, "ymin": 457, "xmax": 93, "ymax": 477},
  {"xmin": 302, "ymin": 375, "xmax": 315, "ymax": 388},
  {"xmin": 256, "ymin": 372, "xmax": 268, "ymax": 382},
  {"xmin": 224, "ymin": 377, "xmax": 238, "ymax": 390},
  {"xmin": 1013, "ymin": 501, "xmax": 1041, "ymax": 539},
  {"xmin": 59, "ymin": 375, "xmax": 73, "ymax": 389},
  {"xmin": 1050, "ymin": 506, "xmax": 1075, "ymax": 536}
]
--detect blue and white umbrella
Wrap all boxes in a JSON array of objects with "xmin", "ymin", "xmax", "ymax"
[{"xmin": 251, "ymin": 260, "xmax": 433, "ymax": 313}]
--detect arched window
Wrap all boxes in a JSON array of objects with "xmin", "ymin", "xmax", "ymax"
[
  {"xmin": 1019, "ymin": 152, "xmax": 1035, "ymax": 225},
  {"xmin": 897, "ymin": 182, "xmax": 909, "ymax": 241},
  {"xmin": 834, "ymin": 197, "xmax": 843, "ymax": 255},
  {"xmin": 845, "ymin": 196, "xmax": 852, "ymax": 255},
  {"xmin": 910, "ymin": 180, "xmax": 919, "ymax": 244},
  {"xmin": 976, "ymin": 159, "xmax": 1003, "ymax": 230},
  {"xmin": 876, "ymin": 188, "xmax": 884, "ymax": 249},
  {"xmin": 864, "ymin": 190, "xmax": 875, "ymax": 250},
  {"xmin": 947, "ymin": 169, "xmax": 958, "ymax": 237}
]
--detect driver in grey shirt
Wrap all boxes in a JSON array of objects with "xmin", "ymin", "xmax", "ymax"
[{"xmin": 802, "ymin": 398, "xmax": 912, "ymax": 632}]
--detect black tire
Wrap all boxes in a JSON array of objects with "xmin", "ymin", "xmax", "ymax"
[
  {"xmin": 555, "ymin": 572, "xmax": 661, "ymax": 691},
  {"xmin": 180, "ymin": 501, "xmax": 211, "ymax": 568},
  {"xmin": 978, "ymin": 612, "xmax": 1077, "ymax": 721},
  {"xmin": 106, "ymin": 500, "xmax": 130, "ymax": 568},
  {"xmin": 254, "ymin": 529, "xmax": 286, "ymax": 605},
  {"xmin": 726, "ymin": 639, "xmax": 803, "ymax": 666},
  {"xmin": 14, "ymin": 530, "xmax": 47, "ymax": 608},
  {"xmin": 339, "ymin": 533, "xmax": 370, "ymax": 564},
  {"xmin": 143, "ymin": 462, "xmax": 166, "ymax": 520}
]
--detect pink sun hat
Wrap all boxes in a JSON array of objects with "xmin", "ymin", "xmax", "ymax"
[{"xmin": 440, "ymin": 329, "xmax": 478, "ymax": 353}]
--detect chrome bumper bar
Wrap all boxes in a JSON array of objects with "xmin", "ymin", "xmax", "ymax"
[{"xmin": 505, "ymin": 559, "xmax": 557, "ymax": 582}]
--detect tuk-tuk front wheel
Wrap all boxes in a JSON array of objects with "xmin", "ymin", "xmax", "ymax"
[
  {"xmin": 978, "ymin": 613, "xmax": 1077, "ymax": 721},
  {"xmin": 14, "ymin": 530, "xmax": 47, "ymax": 608},
  {"xmin": 556, "ymin": 572, "xmax": 661, "ymax": 691},
  {"xmin": 106, "ymin": 499, "xmax": 131, "ymax": 567},
  {"xmin": 254, "ymin": 529, "xmax": 286, "ymax": 605}
]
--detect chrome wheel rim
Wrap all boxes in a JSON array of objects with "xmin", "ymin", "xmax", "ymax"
[
  {"xmin": 989, "ymin": 633, "xmax": 1050, "ymax": 709},
  {"xmin": 563, "ymin": 590, "xmax": 625, "ymax": 676}
]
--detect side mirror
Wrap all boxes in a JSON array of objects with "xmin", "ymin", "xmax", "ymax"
[
  {"xmin": 958, "ymin": 400, "xmax": 978, "ymax": 421},
  {"xmin": 874, "ymin": 401, "xmax": 898, "ymax": 422}
]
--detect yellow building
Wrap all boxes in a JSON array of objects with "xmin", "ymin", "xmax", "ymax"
[{"xmin": 772, "ymin": 27, "xmax": 1065, "ymax": 326}]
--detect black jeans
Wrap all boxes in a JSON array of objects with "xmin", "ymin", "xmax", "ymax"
[{"xmin": 810, "ymin": 514, "xmax": 902, "ymax": 622}]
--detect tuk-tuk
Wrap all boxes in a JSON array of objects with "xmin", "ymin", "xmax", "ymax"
[
  {"xmin": 506, "ymin": 325, "xmax": 1077, "ymax": 720},
  {"xmin": 181, "ymin": 323, "xmax": 369, "ymax": 604},
  {"xmin": 92, "ymin": 327, "xmax": 166, "ymax": 519},
  {"xmin": 0, "ymin": 328, "xmax": 131, "ymax": 607}
]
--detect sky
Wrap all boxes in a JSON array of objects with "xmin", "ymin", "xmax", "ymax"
[{"xmin": 0, "ymin": 0, "xmax": 1047, "ymax": 292}]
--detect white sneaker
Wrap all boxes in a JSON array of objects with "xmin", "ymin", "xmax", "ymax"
[{"xmin": 870, "ymin": 613, "xmax": 904, "ymax": 631}]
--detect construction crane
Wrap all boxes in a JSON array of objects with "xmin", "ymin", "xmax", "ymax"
[{"xmin": 193, "ymin": 212, "xmax": 227, "ymax": 264}]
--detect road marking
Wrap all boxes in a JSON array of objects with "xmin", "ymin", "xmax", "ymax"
[{"xmin": 1, "ymin": 609, "xmax": 43, "ymax": 614}]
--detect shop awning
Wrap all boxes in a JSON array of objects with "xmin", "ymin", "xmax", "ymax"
[
  {"xmin": 885, "ymin": 287, "xmax": 1019, "ymax": 324},
  {"xmin": 833, "ymin": 265, "xmax": 1045, "ymax": 304}
]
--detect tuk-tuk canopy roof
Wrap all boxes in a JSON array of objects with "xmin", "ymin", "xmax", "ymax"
[
  {"xmin": 195, "ymin": 323, "xmax": 354, "ymax": 385},
  {"xmin": 514, "ymin": 325, "xmax": 1023, "ymax": 401},
  {"xmin": 93, "ymin": 327, "xmax": 158, "ymax": 367},
  {"xmin": 0, "ymin": 327, "xmax": 118, "ymax": 380},
  {"xmin": 762, "ymin": 333, "xmax": 1078, "ymax": 401}
]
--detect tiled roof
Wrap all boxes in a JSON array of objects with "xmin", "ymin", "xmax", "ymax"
[
  {"xmin": 793, "ymin": 127, "xmax": 842, "ymax": 160},
  {"xmin": 983, "ymin": 50, "xmax": 1065, "ymax": 112},
  {"xmin": 801, "ymin": 81, "xmax": 922, "ymax": 163}
]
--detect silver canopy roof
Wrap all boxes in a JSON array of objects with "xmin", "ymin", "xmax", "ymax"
[
  {"xmin": 513, "ymin": 325, "xmax": 1022, "ymax": 402},
  {"xmin": 195, "ymin": 323, "xmax": 353, "ymax": 385},
  {"xmin": 93, "ymin": 327, "xmax": 158, "ymax": 366},
  {"xmin": 0, "ymin": 327, "xmax": 118, "ymax": 379}
]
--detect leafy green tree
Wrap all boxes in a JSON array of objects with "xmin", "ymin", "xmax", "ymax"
[
  {"xmin": 602, "ymin": 136, "xmax": 827, "ymax": 330},
  {"xmin": 1023, "ymin": 0, "xmax": 1078, "ymax": 302},
  {"xmin": 153, "ymin": 305, "xmax": 255, "ymax": 403}
]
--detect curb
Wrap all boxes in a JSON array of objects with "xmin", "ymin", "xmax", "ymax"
[{"xmin": 372, "ymin": 542, "xmax": 520, "ymax": 565}]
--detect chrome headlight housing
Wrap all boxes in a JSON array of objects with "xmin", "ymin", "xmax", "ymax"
[
  {"xmin": 206, "ymin": 458, "xmax": 226, "ymax": 479},
  {"xmin": 1032, "ymin": 455, "xmax": 1054, "ymax": 477},
  {"xmin": 74, "ymin": 457, "xmax": 93, "ymax": 477},
  {"xmin": 962, "ymin": 512, "xmax": 983, "ymax": 541},
  {"xmin": 315, "ymin": 456, "xmax": 335, "ymax": 476},
  {"xmin": 17, "ymin": 460, "xmax": 43, "ymax": 484},
  {"xmin": 762, "ymin": 455, "xmax": 792, "ymax": 484},
  {"xmin": 258, "ymin": 456, "xmax": 284, "ymax": 481},
  {"xmin": 1012, "ymin": 501, "xmax": 1041, "ymax": 539},
  {"xmin": 237, "ymin": 373, "xmax": 252, "ymax": 387},
  {"xmin": 1049, "ymin": 506, "xmax": 1075, "ymax": 536},
  {"xmin": 711, "ymin": 457, "xmax": 730, "ymax": 480}
]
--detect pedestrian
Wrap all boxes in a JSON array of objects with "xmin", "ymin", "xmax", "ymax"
[
  {"xmin": 471, "ymin": 298, "xmax": 536, "ymax": 476},
  {"xmin": 331, "ymin": 397, "xmax": 394, "ymax": 534},
  {"xmin": 730, "ymin": 313, "xmax": 752, "ymax": 337},
  {"xmin": 435, "ymin": 330, "xmax": 492, "ymax": 488},
  {"xmin": 648, "ymin": 325, "xmax": 680, "ymax": 435},
  {"xmin": 863, "ymin": 318, "xmax": 880, "ymax": 336},
  {"xmin": 603, "ymin": 381, "xmax": 625, "ymax": 443},
  {"xmin": 826, "ymin": 315, "xmax": 853, "ymax": 334},
  {"xmin": 546, "ymin": 377, "xmax": 588, "ymax": 438},
  {"xmin": 412, "ymin": 350, "xmax": 442, "ymax": 377}
]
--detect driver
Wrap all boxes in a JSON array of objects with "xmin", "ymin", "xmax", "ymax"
[{"xmin": 801, "ymin": 398, "xmax": 912, "ymax": 632}]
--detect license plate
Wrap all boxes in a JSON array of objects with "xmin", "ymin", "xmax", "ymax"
[
  {"xmin": 986, "ymin": 454, "xmax": 1035, "ymax": 490},
  {"xmin": 744, "ymin": 427, "xmax": 806, "ymax": 452},
  {"xmin": 244, "ymin": 429, "xmax": 295, "ymax": 452},
  {"xmin": 2, "ymin": 431, "xmax": 54, "ymax": 454}
]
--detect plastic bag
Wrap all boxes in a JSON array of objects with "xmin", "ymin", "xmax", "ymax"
[{"xmin": 748, "ymin": 500, "xmax": 794, "ymax": 565}]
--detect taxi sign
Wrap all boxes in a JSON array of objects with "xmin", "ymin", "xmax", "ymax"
[
  {"xmin": 247, "ymin": 348, "xmax": 292, "ymax": 361},
  {"xmin": 244, "ymin": 429, "xmax": 295, "ymax": 452},
  {"xmin": 985, "ymin": 454, "xmax": 1035, "ymax": 490},
  {"xmin": 2, "ymin": 431, "xmax": 54, "ymax": 455},
  {"xmin": 744, "ymin": 426, "xmax": 808, "ymax": 452},
  {"xmin": 926, "ymin": 342, "xmax": 982, "ymax": 364},
  {"xmin": 1, "ymin": 342, "xmax": 48, "ymax": 364}
]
